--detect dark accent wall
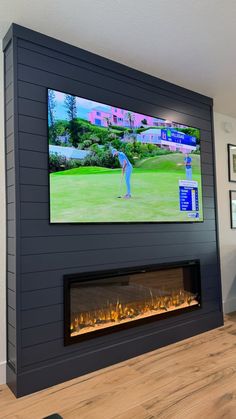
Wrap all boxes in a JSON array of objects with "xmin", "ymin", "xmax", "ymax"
[
  {"xmin": 3, "ymin": 24, "xmax": 223, "ymax": 397},
  {"xmin": 4, "ymin": 36, "xmax": 17, "ymax": 374}
]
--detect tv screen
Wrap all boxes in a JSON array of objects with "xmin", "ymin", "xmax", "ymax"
[{"xmin": 48, "ymin": 89, "xmax": 203, "ymax": 223}]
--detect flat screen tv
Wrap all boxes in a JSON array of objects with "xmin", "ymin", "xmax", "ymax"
[{"xmin": 48, "ymin": 89, "xmax": 203, "ymax": 223}]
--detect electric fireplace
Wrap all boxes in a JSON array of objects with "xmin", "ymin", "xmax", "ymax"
[{"xmin": 64, "ymin": 260, "xmax": 201, "ymax": 345}]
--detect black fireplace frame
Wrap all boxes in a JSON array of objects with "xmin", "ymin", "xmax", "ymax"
[{"xmin": 64, "ymin": 259, "xmax": 201, "ymax": 346}]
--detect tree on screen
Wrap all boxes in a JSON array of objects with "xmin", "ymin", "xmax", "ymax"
[
  {"xmin": 103, "ymin": 116, "xmax": 111, "ymax": 129},
  {"xmin": 48, "ymin": 90, "xmax": 57, "ymax": 144},
  {"xmin": 125, "ymin": 111, "xmax": 135, "ymax": 129},
  {"xmin": 64, "ymin": 94, "xmax": 79, "ymax": 148}
]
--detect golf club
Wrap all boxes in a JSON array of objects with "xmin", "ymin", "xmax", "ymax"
[{"xmin": 117, "ymin": 174, "xmax": 124, "ymax": 198}]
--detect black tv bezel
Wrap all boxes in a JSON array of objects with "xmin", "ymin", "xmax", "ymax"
[{"xmin": 47, "ymin": 87, "xmax": 204, "ymax": 225}]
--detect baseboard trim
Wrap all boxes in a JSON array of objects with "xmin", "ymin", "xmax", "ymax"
[
  {"xmin": 0, "ymin": 361, "xmax": 6, "ymax": 384},
  {"xmin": 223, "ymin": 297, "xmax": 236, "ymax": 314}
]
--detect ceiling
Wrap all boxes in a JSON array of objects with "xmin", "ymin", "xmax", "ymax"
[{"xmin": 0, "ymin": 0, "xmax": 236, "ymax": 117}]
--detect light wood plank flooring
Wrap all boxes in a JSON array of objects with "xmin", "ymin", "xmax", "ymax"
[{"xmin": 1, "ymin": 314, "xmax": 236, "ymax": 419}]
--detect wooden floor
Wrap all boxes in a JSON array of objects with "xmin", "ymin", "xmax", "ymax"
[{"xmin": 1, "ymin": 314, "xmax": 236, "ymax": 419}]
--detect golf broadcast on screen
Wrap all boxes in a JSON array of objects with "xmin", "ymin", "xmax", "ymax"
[{"xmin": 48, "ymin": 89, "xmax": 203, "ymax": 223}]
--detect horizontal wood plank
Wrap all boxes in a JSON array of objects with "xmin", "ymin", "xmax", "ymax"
[
  {"xmin": 20, "ymin": 218, "xmax": 216, "ymax": 238},
  {"xmin": 20, "ymin": 261, "xmax": 219, "ymax": 292},
  {"xmin": 20, "ymin": 309, "xmax": 221, "ymax": 367},
  {"xmin": 6, "ymin": 98, "xmax": 13, "ymax": 121},
  {"xmin": 18, "ymin": 80, "xmax": 46, "ymax": 102},
  {"xmin": 19, "ymin": 149, "xmax": 47, "ymax": 169},
  {"xmin": 7, "ymin": 220, "xmax": 15, "ymax": 238},
  {"xmin": 21, "ymin": 304, "xmax": 63, "ymax": 328},
  {"xmin": 20, "ymin": 184, "xmax": 48, "ymax": 202},
  {"xmin": 20, "ymin": 242, "xmax": 217, "ymax": 273},
  {"xmin": 17, "ymin": 45, "xmax": 212, "ymax": 122},
  {"xmin": 19, "ymin": 132, "xmax": 47, "ymax": 152},
  {"xmin": 8, "ymin": 289, "xmax": 16, "ymax": 310},
  {"xmin": 6, "ymin": 115, "xmax": 13, "ymax": 136},
  {"xmin": 20, "ymin": 230, "xmax": 216, "ymax": 256},
  {"xmin": 18, "ymin": 64, "xmax": 211, "ymax": 130},
  {"xmin": 5, "ymin": 45, "xmax": 13, "ymax": 71},
  {"xmin": 18, "ymin": 38, "xmax": 212, "ymax": 107},
  {"xmin": 8, "ymin": 272, "xmax": 16, "ymax": 291},
  {"xmin": 5, "ymin": 66, "xmax": 13, "ymax": 88},
  {"xmin": 8, "ymin": 306, "xmax": 16, "ymax": 328},
  {"xmin": 8, "ymin": 324, "xmax": 16, "ymax": 346},
  {"xmin": 6, "ymin": 133, "xmax": 14, "ymax": 154},
  {"xmin": 7, "ymin": 184, "xmax": 15, "ymax": 204},
  {"xmin": 18, "ymin": 97, "xmax": 47, "ymax": 120},
  {"xmin": 5, "ymin": 82, "xmax": 13, "ymax": 104}
]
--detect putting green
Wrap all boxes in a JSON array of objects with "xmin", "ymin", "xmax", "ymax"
[
  {"xmin": 50, "ymin": 158, "xmax": 203, "ymax": 223},
  {"xmin": 135, "ymin": 153, "xmax": 201, "ymax": 172}
]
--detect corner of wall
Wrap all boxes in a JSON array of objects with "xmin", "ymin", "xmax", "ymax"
[
  {"xmin": 214, "ymin": 111, "xmax": 236, "ymax": 314},
  {"xmin": 0, "ymin": 39, "xmax": 6, "ymax": 384},
  {"xmin": 0, "ymin": 361, "xmax": 6, "ymax": 385}
]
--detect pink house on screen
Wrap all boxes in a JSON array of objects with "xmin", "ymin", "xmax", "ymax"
[{"xmin": 88, "ymin": 106, "xmax": 163, "ymax": 128}]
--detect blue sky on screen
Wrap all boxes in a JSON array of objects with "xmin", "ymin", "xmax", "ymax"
[
  {"xmin": 51, "ymin": 90, "xmax": 174, "ymax": 129},
  {"xmin": 53, "ymin": 90, "xmax": 111, "ymax": 121}
]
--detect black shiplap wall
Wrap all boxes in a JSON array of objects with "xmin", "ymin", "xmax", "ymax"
[
  {"xmin": 4, "ymin": 37, "xmax": 17, "ymax": 372},
  {"xmin": 3, "ymin": 24, "xmax": 223, "ymax": 397}
]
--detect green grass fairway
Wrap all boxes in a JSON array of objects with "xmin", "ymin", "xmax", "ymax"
[
  {"xmin": 50, "ymin": 154, "xmax": 203, "ymax": 223},
  {"xmin": 136, "ymin": 153, "xmax": 200, "ymax": 172}
]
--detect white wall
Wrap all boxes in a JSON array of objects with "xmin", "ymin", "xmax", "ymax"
[
  {"xmin": 0, "ymin": 42, "xmax": 6, "ymax": 384},
  {"xmin": 214, "ymin": 112, "xmax": 236, "ymax": 313}
]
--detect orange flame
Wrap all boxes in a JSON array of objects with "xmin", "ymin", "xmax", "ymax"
[{"xmin": 70, "ymin": 289, "xmax": 198, "ymax": 336}]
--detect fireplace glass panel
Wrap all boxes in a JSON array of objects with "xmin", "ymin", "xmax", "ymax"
[{"xmin": 66, "ymin": 263, "xmax": 200, "ymax": 343}]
